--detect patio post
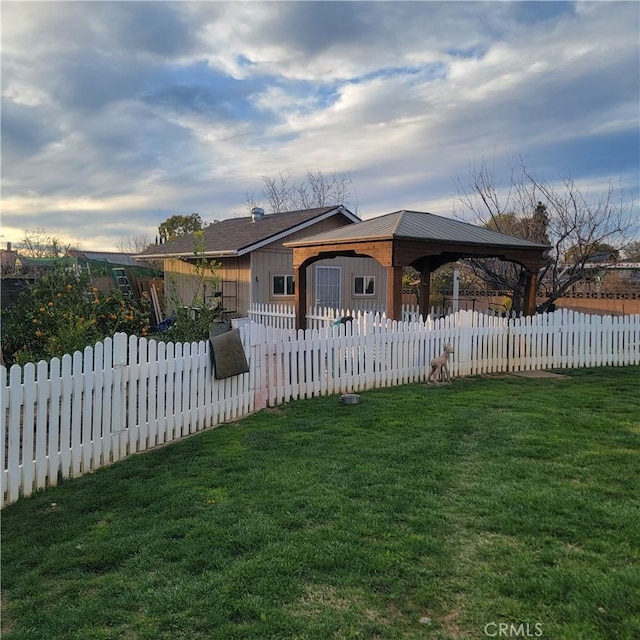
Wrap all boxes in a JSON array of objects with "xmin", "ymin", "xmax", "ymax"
[
  {"xmin": 294, "ymin": 262, "xmax": 307, "ymax": 330},
  {"xmin": 523, "ymin": 271, "xmax": 538, "ymax": 316},
  {"xmin": 419, "ymin": 260, "xmax": 431, "ymax": 319},
  {"xmin": 387, "ymin": 266, "xmax": 403, "ymax": 321}
]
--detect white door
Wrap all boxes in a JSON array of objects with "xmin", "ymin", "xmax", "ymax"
[{"xmin": 315, "ymin": 266, "xmax": 341, "ymax": 308}]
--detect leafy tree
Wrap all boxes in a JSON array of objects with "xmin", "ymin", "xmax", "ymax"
[
  {"xmin": 455, "ymin": 158, "xmax": 636, "ymax": 312},
  {"xmin": 158, "ymin": 214, "xmax": 203, "ymax": 243},
  {"xmin": 622, "ymin": 240, "xmax": 640, "ymax": 261},
  {"xmin": 246, "ymin": 169, "xmax": 358, "ymax": 213},
  {"xmin": 564, "ymin": 242, "xmax": 619, "ymax": 264},
  {"xmin": 1, "ymin": 266, "xmax": 151, "ymax": 366}
]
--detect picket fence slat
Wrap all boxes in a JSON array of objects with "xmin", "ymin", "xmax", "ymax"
[{"xmin": 3, "ymin": 309, "xmax": 640, "ymax": 507}]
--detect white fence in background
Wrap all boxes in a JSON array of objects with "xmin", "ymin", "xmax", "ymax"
[
  {"xmin": 2, "ymin": 308, "xmax": 639, "ymax": 508},
  {"xmin": 248, "ymin": 303, "xmax": 425, "ymax": 329}
]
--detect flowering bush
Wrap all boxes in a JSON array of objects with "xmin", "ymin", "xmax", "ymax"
[{"xmin": 1, "ymin": 266, "xmax": 151, "ymax": 366}]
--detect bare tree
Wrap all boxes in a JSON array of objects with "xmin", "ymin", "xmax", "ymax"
[
  {"xmin": 246, "ymin": 169, "xmax": 358, "ymax": 214},
  {"xmin": 17, "ymin": 228, "xmax": 78, "ymax": 258},
  {"xmin": 117, "ymin": 234, "xmax": 153, "ymax": 254},
  {"xmin": 454, "ymin": 158, "xmax": 637, "ymax": 312}
]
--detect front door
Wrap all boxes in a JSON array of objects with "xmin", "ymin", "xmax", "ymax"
[{"xmin": 315, "ymin": 266, "xmax": 341, "ymax": 308}]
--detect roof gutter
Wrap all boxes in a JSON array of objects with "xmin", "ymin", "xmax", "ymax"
[{"xmin": 133, "ymin": 250, "xmax": 239, "ymax": 260}]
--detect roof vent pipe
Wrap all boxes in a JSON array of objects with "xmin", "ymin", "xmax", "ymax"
[{"xmin": 251, "ymin": 207, "xmax": 265, "ymax": 222}]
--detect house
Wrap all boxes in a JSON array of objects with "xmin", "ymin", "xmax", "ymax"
[{"xmin": 134, "ymin": 206, "xmax": 388, "ymax": 318}]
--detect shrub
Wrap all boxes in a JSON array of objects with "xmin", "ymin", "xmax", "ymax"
[{"xmin": 1, "ymin": 266, "xmax": 151, "ymax": 366}]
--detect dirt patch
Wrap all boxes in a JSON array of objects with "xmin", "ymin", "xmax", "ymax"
[
  {"xmin": 1, "ymin": 590, "xmax": 14, "ymax": 636},
  {"xmin": 510, "ymin": 370, "xmax": 570, "ymax": 379},
  {"xmin": 289, "ymin": 583, "xmax": 403, "ymax": 628}
]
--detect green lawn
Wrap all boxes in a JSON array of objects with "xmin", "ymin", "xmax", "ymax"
[{"xmin": 2, "ymin": 367, "xmax": 639, "ymax": 639}]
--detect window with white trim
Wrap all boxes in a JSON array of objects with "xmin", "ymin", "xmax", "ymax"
[
  {"xmin": 272, "ymin": 274, "xmax": 295, "ymax": 296},
  {"xmin": 354, "ymin": 275, "xmax": 375, "ymax": 296}
]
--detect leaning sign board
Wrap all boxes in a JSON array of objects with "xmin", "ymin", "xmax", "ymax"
[{"xmin": 209, "ymin": 328, "xmax": 250, "ymax": 379}]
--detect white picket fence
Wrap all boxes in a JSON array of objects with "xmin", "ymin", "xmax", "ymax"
[{"xmin": 2, "ymin": 309, "xmax": 639, "ymax": 508}]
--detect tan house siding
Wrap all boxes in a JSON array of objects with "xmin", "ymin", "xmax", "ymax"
[
  {"xmin": 163, "ymin": 256, "xmax": 249, "ymax": 316},
  {"xmin": 251, "ymin": 248, "xmax": 293, "ymax": 305},
  {"xmin": 163, "ymin": 259, "xmax": 202, "ymax": 313},
  {"xmin": 311, "ymin": 256, "xmax": 387, "ymax": 309},
  {"xmin": 263, "ymin": 215, "xmax": 350, "ymax": 249},
  {"xmin": 250, "ymin": 250, "xmax": 386, "ymax": 310}
]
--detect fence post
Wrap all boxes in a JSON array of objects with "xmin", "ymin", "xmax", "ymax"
[
  {"xmin": 457, "ymin": 309, "xmax": 473, "ymax": 376},
  {"xmin": 110, "ymin": 333, "xmax": 129, "ymax": 462},
  {"xmin": 247, "ymin": 323, "xmax": 268, "ymax": 410}
]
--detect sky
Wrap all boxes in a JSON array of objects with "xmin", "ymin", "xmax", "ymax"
[{"xmin": 1, "ymin": 0, "xmax": 639, "ymax": 252}]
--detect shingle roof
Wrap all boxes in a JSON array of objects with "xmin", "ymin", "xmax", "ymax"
[
  {"xmin": 135, "ymin": 207, "xmax": 358, "ymax": 259},
  {"xmin": 286, "ymin": 210, "xmax": 550, "ymax": 249}
]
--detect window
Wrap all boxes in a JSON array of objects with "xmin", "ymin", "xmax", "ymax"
[
  {"xmin": 273, "ymin": 274, "xmax": 295, "ymax": 296},
  {"xmin": 316, "ymin": 266, "xmax": 341, "ymax": 308},
  {"xmin": 354, "ymin": 276, "xmax": 375, "ymax": 296}
]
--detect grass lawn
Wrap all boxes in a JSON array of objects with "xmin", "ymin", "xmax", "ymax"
[{"xmin": 2, "ymin": 367, "xmax": 639, "ymax": 639}]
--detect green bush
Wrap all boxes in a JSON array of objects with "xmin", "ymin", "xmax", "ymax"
[
  {"xmin": 157, "ymin": 305, "xmax": 222, "ymax": 345},
  {"xmin": 1, "ymin": 267, "xmax": 151, "ymax": 366}
]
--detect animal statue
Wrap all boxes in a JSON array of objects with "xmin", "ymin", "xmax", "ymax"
[{"xmin": 427, "ymin": 343, "xmax": 454, "ymax": 385}]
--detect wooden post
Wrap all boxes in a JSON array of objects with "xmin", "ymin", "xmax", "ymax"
[
  {"xmin": 295, "ymin": 262, "xmax": 307, "ymax": 330},
  {"xmin": 419, "ymin": 261, "xmax": 431, "ymax": 319},
  {"xmin": 523, "ymin": 271, "xmax": 538, "ymax": 316},
  {"xmin": 387, "ymin": 266, "xmax": 403, "ymax": 321}
]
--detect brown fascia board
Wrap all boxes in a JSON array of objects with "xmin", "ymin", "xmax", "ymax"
[{"xmin": 286, "ymin": 234, "xmax": 549, "ymax": 251}]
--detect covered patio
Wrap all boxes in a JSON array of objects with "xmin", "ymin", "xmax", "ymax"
[{"xmin": 285, "ymin": 210, "xmax": 549, "ymax": 330}]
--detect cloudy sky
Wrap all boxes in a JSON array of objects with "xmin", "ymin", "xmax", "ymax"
[{"xmin": 2, "ymin": 1, "xmax": 639, "ymax": 251}]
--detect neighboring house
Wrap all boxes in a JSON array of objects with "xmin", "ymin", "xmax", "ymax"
[
  {"xmin": 134, "ymin": 206, "xmax": 388, "ymax": 318},
  {"xmin": 64, "ymin": 249, "xmax": 162, "ymax": 303},
  {"xmin": 0, "ymin": 249, "xmax": 164, "ymax": 319}
]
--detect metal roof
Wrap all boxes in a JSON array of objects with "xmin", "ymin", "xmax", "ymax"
[
  {"xmin": 135, "ymin": 206, "xmax": 359, "ymax": 259},
  {"xmin": 286, "ymin": 210, "xmax": 549, "ymax": 249},
  {"xmin": 67, "ymin": 250, "xmax": 142, "ymax": 266}
]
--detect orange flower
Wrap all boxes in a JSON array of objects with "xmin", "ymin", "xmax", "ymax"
[
  {"xmin": 35, "ymin": 330, "xmax": 43, "ymax": 337},
  {"xmin": 93, "ymin": 299, "xmax": 100, "ymax": 304},
  {"xmin": 57, "ymin": 293, "xmax": 63, "ymax": 298},
  {"xmin": 66, "ymin": 284, "xmax": 73, "ymax": 290},
  {"xmin": 40, "ymin": 307, "xmax": 46, "ymax": 312},
  {"xmin": 91, "ymin": 287, "xmax": 99, "ymax": 293},
  {"xmin": 126, "ymin": 315, "xmax": 134, "ymax": 321},
  {"xmin": 48, "ymin": 301, "xmax": 54, "ymax": 307},
  {"xmin": 32, "ymin": 318, "xmax": 39, "ymax": 324}
]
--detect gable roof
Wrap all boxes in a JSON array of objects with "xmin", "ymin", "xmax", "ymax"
[
  {"xmin": 285, "ymin": 210, "xmax": 550, "ymax": 250},
  {"xmin": 135, "ymin": 206, "xmax": 359, "ymax": 259}
]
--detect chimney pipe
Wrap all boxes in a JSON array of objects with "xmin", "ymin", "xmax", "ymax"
[{"xmin": 251, "ymin": 207, "xmax": 265, "ymax": 222}]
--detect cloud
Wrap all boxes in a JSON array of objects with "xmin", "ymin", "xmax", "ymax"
[{"xmin": 1, "ymin": 1, "xmax": 637, "ymax": 251}]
